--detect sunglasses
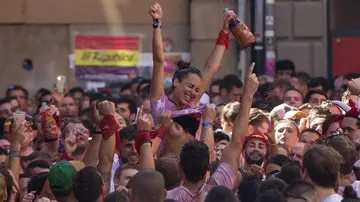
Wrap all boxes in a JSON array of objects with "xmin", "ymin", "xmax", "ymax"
[{"xmin": 284, "ymin": 192, "xmax": 309, "ymax": 201}]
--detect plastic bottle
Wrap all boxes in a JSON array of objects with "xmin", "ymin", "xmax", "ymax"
[
  {"xmin": 223, "ymin": 8, "xmax": 256, "ymax": 49},
  {"xmin": 40, "ymin": 102, "xmax": 58, "ymax": 141}
]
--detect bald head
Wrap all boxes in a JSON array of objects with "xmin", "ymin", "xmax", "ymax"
[{"xmin": 130, "ymin": 169, "xmax": 166, "ymax": 202}]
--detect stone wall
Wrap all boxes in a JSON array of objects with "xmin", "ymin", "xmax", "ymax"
[{"xmin": 275, "ymin": 0, "xmax": 327, "ymax": 76}]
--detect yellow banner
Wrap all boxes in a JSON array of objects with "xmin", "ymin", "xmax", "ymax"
[{"xmin": 75, "ymin": 49, "xmax": 140, "ymax": 66}]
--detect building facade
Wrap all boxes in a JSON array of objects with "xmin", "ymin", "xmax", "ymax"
[{"xmin": 0, "ymin": 0, "xmax": 356, "ymax": 96}]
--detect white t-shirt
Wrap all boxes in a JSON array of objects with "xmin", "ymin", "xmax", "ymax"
[
  {"xmin": 322, "ymin": 194, "xmax": 343, "ymax": 202},
  {"xmin": 110, "ymin": 154, "xmax": 121, "ymax": 193}
]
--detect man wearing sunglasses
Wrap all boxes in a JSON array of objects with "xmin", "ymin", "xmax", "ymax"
[{"xmin": 283, "ymin": 180, "xmax": 319, "ymax": 202}]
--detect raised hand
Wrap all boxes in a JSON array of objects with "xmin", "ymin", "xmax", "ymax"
[
  {"xmin": 222, "ymin": 13, "xmax": 236, "ymax": 34},
  {"xmin": 22, "ymin": 191, "xmax": 35, "ymax": 202},
  {"xmin": 64, "ymin": 134, "xmax": 77, "ymax": 154},
  {"xmin": 11, "ymin": 120, "xmax": 26, "ymax": 146},
  {"xmin": 98, "ymin": 101, "xmax": 116, "ymax": 116},
  {"xmin": 137, "ymin": 113, "xmax": 152, "ymax": 132},
  {"xmin": 243, "ymin": 63, "xmax": 259, "ymax": 96},
  {"xmin": 92, "ymin": 102, "xmax": 102, "ymax": 125},
  {"xmin": 158, "ymin": 110, "xmax": 173, "ymax": 127},
  {"xmin": 202, "ymin": 104, "xmax": 216, "ymax": 122},
  {"xmin": 149, "ymin": 2, "xmax": 163, "ymax": 22}
]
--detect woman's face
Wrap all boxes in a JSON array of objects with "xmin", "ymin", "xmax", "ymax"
[{"xmin": 173, "ymin": 73, "xmax": 202, "ymax": 106}]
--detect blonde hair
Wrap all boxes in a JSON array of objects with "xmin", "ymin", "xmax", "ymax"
[
  {"xmin": 221, "ymin": 102, "xmax": 240, "ymax": 123},
  {"xmin": 0, "ymin": 174, "xmax": 6, "ymax": 200}
]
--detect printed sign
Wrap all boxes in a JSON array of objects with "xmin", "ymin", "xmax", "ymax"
[{"xmin": 75, "ymin": 35, "xmax": 141, "ymax": 80}]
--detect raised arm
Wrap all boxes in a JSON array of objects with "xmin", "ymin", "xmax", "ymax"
[
  {"xmin": 97, "ymin": 101, "xmax": 117, "ymax": 194},
  {"xmin": 149, "ymin": 3, "xmax": 165, "ymax": 101},
  {"xmin": 197, "ymin": 15, "xmax": 233, "ymax": 99},
  {"xmin": 221, "ymin": 63, "xmax": 258, "ymax": 171}
]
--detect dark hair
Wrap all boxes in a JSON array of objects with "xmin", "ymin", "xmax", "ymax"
[
  {"xmin": 327, "ymin": 135, "xmax": 357, "ymax": 175},
  {"xmin": 130, "ymin": 169, "xmax": 165, "ymax": 202},
  {"xmin": 23, "ymin": 151, "xmax": 52, "ymax": 165},
  {"xmin": 277, "ymin": 161, "xmax": 301, "ymax": 184},
  {"xmin": 119, "ymin": 126, "xmax": 136, "ymax": 142},
  {"xmin": 68, "ymin": 87, "xmax": 85, "ymax": 97},
  {"xmin": 0, "ymin": 98, "xmax": 10, "ymax": 106},
  {"xmin": 24, "ymin": 160, "xmax": 51, "ymax": 177},
  {"xmin": 6, "ymin": 85, "xmax": 29, "ymax": 98},
  {"xmin": 304, "ymin": 90, "xmax": 328, "ymax": 103},
  {"xmin": 302, "ymin": 145, "xmax": 343, "ymax": 188},
  {"xmin": 121, "ymin": 83, "xmax": 132, "ymax": 92},
  {"xmin": 136, "ymin": 79, "xmax": 151, "ymax": 95},
  {"xmin": 140, "ymin": 84, "xmax": 151, "ymax": 99},
  {"xmin": 103, "ymin": 191, "xmax": 130, "ymax": 202},
  {"xmin": 219, "ymin": 75, "xmax": 243, "ymax": 93},
  {"xmin": 172, "ymin": 60, "xmax": 201, "ymax": 85},
  {"xmin": 117, "ymin": 98, "xmax": 137, "ymax": 115},
  {"xmin": 155, "ymin": 153, "xmax": 181, "ymax": 190},
  {"xmin": 283, "ymin": 180, "xmax": 318, "ymax": 202},
  {"xmin": 291, "ymin": 72, "xmax": 311, "ymax": 85},
  {"xmin": 343, "ymin": 186, "xmax": 360, "ymax": 200},
  {"xmin": 284, "ymin": 88, "xmax": 304, "ymax": 99},
  {"xmin": 265, "ymin": 154, "xmax": 291, "ymax": 169},
  {"xmin": 73, "ymin": 166, "xmax": 103, "ymax": 202},
  {"xmin": 257, "ymin": 178, "xmax": 287, "ymax": 195},
  {"xmin": 238, "ymin": 175, "xmax": 262, "ymax": 202},
  {"xmin": 322, "ymin": 114, "xmax": 340, "ymax": 136},
  {"xmin": 257, "ymin": 189, "xmax": 286, "ymax": 202},
  {"xmin": 205, "ymin": 186, "xmax": 238, "ymax": 202},
  {"xmin": 0, "ymin": 148, "xmax": 8, "ymax": 156},
  {"xmin": 210, "ymin": 79, "xmax": 222, "ymax": 88},
  {"xmin": 275, "ymin": 60, "xmax": 295, "ymax": 74},
  {"xmin": 308, "ymin": 77, "xmax": 330, "ymax": 92},
  {"xmin": 180, "ymin": 140, "xmax": 209, "ymax": 183},
  {"xmin": 214, "ymin": 130, "xmax": 230, "ymax": 144},
  {"xmin": 301, "ymin": 129, "xmax": 321, "ymax": 139},
  {"xmin": 344, "ymin": 72, "xmax": 360, "ymax": 81}
]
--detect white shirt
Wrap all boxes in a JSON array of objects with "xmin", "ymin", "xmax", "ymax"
[
  {"xmin": 110, "ymin": 153, "xmax": 121, "ymax": 192},
  {"xmin": 322, "ymin": 194, "xmax": 343, "ymax": 202}
]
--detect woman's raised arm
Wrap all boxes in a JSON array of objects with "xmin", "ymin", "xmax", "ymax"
[{"xmin": 149, "ymin": 3, "xmax": 165, "ymax": 101}]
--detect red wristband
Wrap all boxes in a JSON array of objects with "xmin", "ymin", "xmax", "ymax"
[
  {"xmin": 60, "ymin": 150, "xmax": 74, "ymax": 161},
  {"xmin": 156, "ymin": 126, "xmax": 168, "ymax": 139},
  {"xmin": 135, "ymin": 130, "xmax": 152, "ymax": 153},
  {"xmin": 99, "ymin": 115, "xmax": 118, "ymax": 140},
  {"xmin": 216, "ymin": 30, "xmax": 230, "ymax": 49}
]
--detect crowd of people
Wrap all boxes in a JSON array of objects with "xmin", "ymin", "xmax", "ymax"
[{"xmin": 0, "ymin": 2, "xmax": 359, "ymax": 202}]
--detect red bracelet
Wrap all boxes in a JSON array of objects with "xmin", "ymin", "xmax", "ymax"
[
  {"xmin": 216, "ymin": 30, "xmax": 230, "ymax": 49},
  {"xmin": 99, "ymin": 115, "xmax": 118, "ymax": 140},
  {"xmin": 135, "ymin": 130, "xmax": 152, "ymax": 153}
]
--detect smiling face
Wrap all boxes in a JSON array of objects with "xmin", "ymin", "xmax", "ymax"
[
  {"xmin": 244, "ymin": 139, "xmax": 267, "ymax": 166},
  {"xmin": 173, "ymin": 73, "xmax": 202, "ymax": 106}
]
